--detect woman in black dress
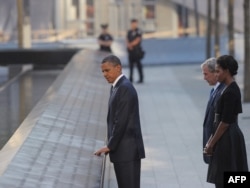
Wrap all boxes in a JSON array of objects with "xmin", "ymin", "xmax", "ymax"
[{"xmin": 203, "ymin": 55, "xmax": 248, "ymax": 188}]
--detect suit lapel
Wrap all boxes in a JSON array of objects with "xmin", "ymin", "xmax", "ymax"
[
  {"xmin": 109, "ymin": 87, "xmax": 118, "ymax": 106},
  {"xmin": 204, "ymin": 83, "xmax": 224, "ymax": 123},
  {"xmin": 108, "ymin": 76, "xmax": 125, "ymax": 106},
  {"xmin": 107, "ymin": 76, "xmax": 126, "ymax": 130}
]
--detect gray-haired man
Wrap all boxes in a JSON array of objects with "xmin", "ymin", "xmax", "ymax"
[{"xmin": 201, "ymin": 57, "xmax": 225, "ymax": 164}]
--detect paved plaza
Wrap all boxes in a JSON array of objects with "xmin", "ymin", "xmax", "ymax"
[
  {"xmin": 104, "ymin": 63, "xmax": 250, "ymax": 188},
  {"xmin": 0, "ymin": 38, "xmax": 249, "ymax": 187}
]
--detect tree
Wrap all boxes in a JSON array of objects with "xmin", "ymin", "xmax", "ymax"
[
  {"xmin": 244, "ymin": 0, "xmax": 250, "ymax": 102},
  {"xmin": 16, "ymin": 0, "xmax": 31, "ymax": 48},
  {"xmin": 228, "ymin": 0, "xmax": 234, "ymax": 56},
  {"xmin": 206, "ymin": 0, "xmax": 212, "ymax": 58},
  {"xmin": 214, "ymin": 0, "xmax": 220, "ymax": 57},
  {"xmin": 194, "ymin": 0, "xmax": 200, "ymax": 36},
  {"xmin": 17, "ymin": 0, "xmax": 24, "ymax": 48}
]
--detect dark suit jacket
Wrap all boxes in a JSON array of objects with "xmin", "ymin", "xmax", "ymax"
[
  {"xmin": 203, "ymin": 83, "xmax": 225, "ymax": 164},
  {"xmin": 107, "ymin": 76, "xmax": 145, "ymax": 163}
]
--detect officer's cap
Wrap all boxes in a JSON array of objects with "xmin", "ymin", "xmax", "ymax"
[
  {"xmin": 131, "ymin": 19, "xmax": 138, "ymax": 23},
  {"xmin": 101, "ymin": 24, "xmax": 108, "ymax": 29}
]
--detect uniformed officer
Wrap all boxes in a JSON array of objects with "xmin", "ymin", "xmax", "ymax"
[
  {"xmin": 98, "ymin": 24, "xmax": 113, "ymax": 52},
  {"xmin": 126, "ymin": 19, "xmax": 144, "ymax": 83}
]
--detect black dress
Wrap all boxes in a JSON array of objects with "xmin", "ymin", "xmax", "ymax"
[{"xmin": 207, "ymin": 81, "xmax": 248, "ymax": 185}]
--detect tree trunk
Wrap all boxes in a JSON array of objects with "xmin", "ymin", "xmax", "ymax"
[
  {"xmin": 244, "ymin": 0, "xmax": 250, "ymax": 102},
  {"xmin": 214, "ymin": 0, "xmax": 220, "ymax": 57},
  {"xmin": 17, "ymin": 0, "xmax": 24, "ymax": 48},
  {"xmin": 194, "ymin": 0, "xmax": 200, "ymax": 36},
  {"xmin": 228, "ymin": 0, "xmax": 234, "ymax": 56},
  {"xmin": 16, "ymin": 0, "xmax": 31, "ymax": 48},
  {"xmin": 206, "ymin": 0, "xmax": 212, "ymax": 58}
]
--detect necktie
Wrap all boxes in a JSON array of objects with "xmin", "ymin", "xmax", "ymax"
[
  {"xmin": 109, "ymin": 86, "xmax": 114, "ymax": 104},
  {"xmin": 110, "ymin": 85, "xmax": 114, "ymax": 96},
  {"xmin": 205, "ymin": 88, "xmax": 215, "ymax": 116},
  {"xmin": 210, "ymin": 88, "xmax": 214, "ymax": 98}
]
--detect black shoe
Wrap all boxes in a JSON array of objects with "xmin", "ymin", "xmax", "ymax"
[{"xmin": 136, "ymin": 80, "xmax": 143, "ymax": 84}]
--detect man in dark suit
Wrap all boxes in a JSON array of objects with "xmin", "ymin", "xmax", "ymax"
[
  {"xmin": 201, "ymin": 57, "xmax": 225, "ymax": 164},
  {"xmin": 94, "ymin": 55, "xmax": 145, "ymax": 188}
]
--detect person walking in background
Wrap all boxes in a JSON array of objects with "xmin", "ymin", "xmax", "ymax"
[
  {"xmin": 126, "ymin": 19, "xmax": 144, "ymax": 83},
  {"xmin": 204, "ymin": 55, "xmax": 248, "ymax": 188},
  {"xmin": 98, "ymin": 24, "xmax": 113, "ymax": 52},
  {"xmin": 94, "ymin": 55, "xmax": 145, "ymax": 188},
  {"xmin": 201, "ymin": 58, "xmax": 225, "ymax": 164}
]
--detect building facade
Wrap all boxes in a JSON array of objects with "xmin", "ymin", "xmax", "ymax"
[
  {"xmin": 1, "ymin": 0, "xmax": 239, "ymax": 42},
  {"xmin": 53, "ymin": 0, "xmax": 208, "ymax": 38}
]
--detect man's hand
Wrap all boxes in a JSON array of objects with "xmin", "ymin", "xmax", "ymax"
[
  {"xmin": 94, "ymin": 146, "xmax": 110, "ymax": 156},
  {"xmin": 127, "ymin": 43, "xmax": 133, "ymax": 50}
]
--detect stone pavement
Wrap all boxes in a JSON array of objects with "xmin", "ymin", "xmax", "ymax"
[{"xmin": 104, "ymin": 63, "xmax": 250, "ymax": 188}]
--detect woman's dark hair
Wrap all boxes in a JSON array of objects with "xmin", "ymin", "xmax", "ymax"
[{"xmin": 216, "ymin": 55, "xmax": 238, "ymax": 76}]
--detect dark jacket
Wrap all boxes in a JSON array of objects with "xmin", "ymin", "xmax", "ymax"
[
  {"xmin": 107, "ymin": 76, "xmax": 145, "ymax": 163},
  {"xmin": 203, "ymin": 83, "xmax": 225, "ymax": 164}
]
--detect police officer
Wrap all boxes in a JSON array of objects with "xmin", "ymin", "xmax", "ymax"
[
  {"xmin": 98, "ymin": 24, "xmax": 113, "ymax": 52},
  {"xmin": 126, "ymin": 19, "xmax": 144, "ymax": 83}
]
